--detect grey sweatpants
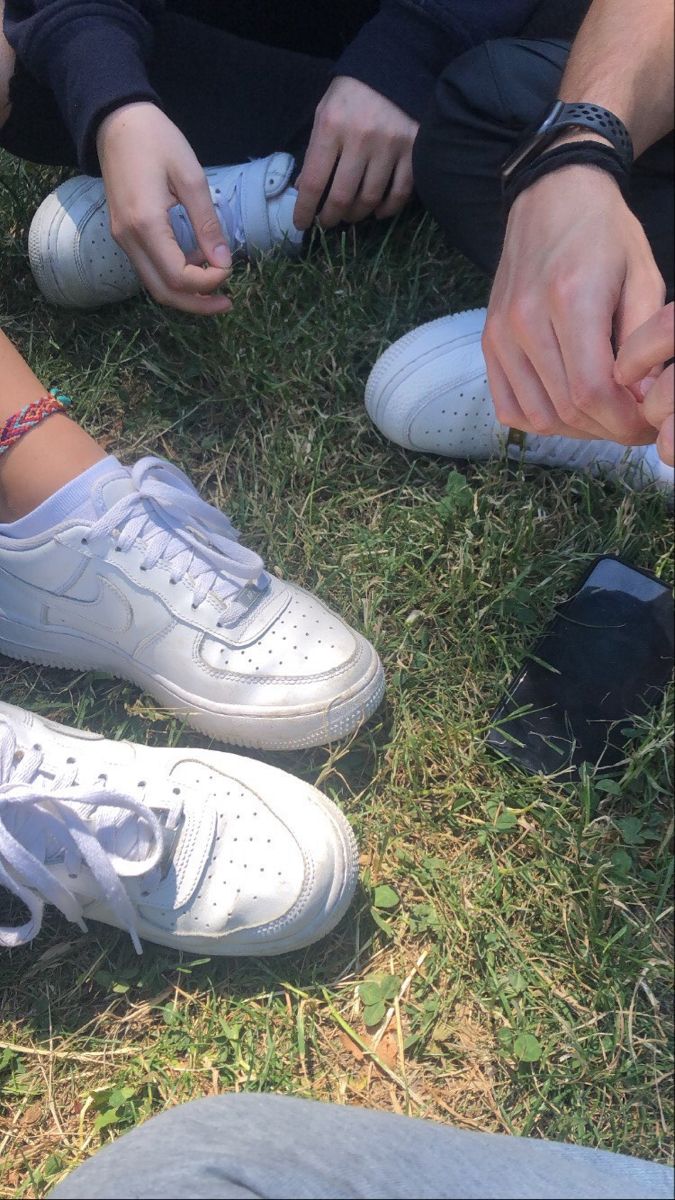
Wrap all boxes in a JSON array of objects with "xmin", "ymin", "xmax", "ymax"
[{"xmin": 50, "ymin": 1093, "xmax": 674, "ymax": 1199}]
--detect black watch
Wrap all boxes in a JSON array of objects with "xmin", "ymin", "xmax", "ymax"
[{"xmin": 501, "ymin": 100, "xmax": 633, "ymax": 185}]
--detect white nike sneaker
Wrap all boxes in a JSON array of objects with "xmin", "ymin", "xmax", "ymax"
[
  {"xmin": 0, "ymin": 701, "xmax": 358, "ymax": 955},
  {"xmin": 0, "ymin": 458, "xmax": 384, "ymax": 749},
  {"xmin": 28, "ymin": 153, "xmax": 303, "ymax": 309},
  {"xmin": 366, "ymin": 308, "xmax": 675, "ymax": 495}
]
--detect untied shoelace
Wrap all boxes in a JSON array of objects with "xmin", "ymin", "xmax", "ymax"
[
  {"xmin": 83, "ymin": 457, "xmax": 270, "ymax": 624},
  {"xmin": 0, "ymin": 721, "xmax": 174, "ymax": 954}
]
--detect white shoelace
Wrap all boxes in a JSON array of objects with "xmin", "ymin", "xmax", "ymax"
[
  {"xmin": 85, "ymin": 457, "xmax": 269, "ymax": 624},
  {"xmin": 0, "ymin": 721, "xmax": 176, "ymax": 953}
]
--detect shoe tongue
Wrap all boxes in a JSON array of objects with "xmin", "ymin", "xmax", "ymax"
[{"xmin": 92, "ymin": 468, "xmax": 136, "ymax": 516}]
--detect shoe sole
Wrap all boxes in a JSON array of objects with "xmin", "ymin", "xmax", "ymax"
[
  {"xmin": 29, "ymin": 178, "xmax": 140, "ymax": 309},
  {"xmin": 365, "ymin": 308, "xmax": 486, "ymax": 446},
  {"xmin": 0, "ymin": 629, "xmax": 385, "ymax": 751}
]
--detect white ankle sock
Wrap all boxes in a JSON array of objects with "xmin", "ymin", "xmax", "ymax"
[{"xmin": 0, "ymin": 456, "xmax": 124, "ymax": 539}]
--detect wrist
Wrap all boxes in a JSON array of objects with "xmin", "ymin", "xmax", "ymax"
[
  {"xmin": 509, "ymin": 161, "xmax": 622, "ymax": 211},
  {"xmin": 503, "ymin": 141, "xmax": 629, "ymax": 214},
  {"xmin": 96, "ymin": 101, "xmax": 159, "ymax": 153}
]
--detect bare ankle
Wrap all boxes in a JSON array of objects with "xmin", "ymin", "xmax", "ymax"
[{"xmin": 0, "ymin": 416, "xmax": 106, "ymax": 522}]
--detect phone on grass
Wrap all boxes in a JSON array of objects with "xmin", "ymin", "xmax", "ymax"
[{"xmin": 486, "ymin": 556, "xmax": 674, "ymax": 779}]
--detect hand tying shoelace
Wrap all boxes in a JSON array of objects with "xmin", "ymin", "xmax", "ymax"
[
  {"xmin": 84, "ymin": 457, "xmax": 270, "ymax": 621},
  {"xmin": 170, "ymin": 166, "xmax": 247, "ymax": 253},
  {"xmin": 0, "ymin": 720, "xmax": 179, "ymax": 953}
]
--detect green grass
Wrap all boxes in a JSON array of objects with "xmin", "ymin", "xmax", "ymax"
[{"xmin": 0, "ymin": 154, "xmax": 673, "ymax": 1198}]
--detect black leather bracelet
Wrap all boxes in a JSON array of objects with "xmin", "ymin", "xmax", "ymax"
[{"xmin": 502, "ymin": 141, "xmax": 630, "ymax": 213}]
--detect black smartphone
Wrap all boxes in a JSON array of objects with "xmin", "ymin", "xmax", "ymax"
[{"xmin": 486, "ymin": 556, "xmax": 674, "ymax": 779}]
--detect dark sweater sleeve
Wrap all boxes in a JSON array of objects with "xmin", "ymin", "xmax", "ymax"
[
  {"xmin": 3, "ymin": 1, "xmax": 165, "ymax": 173},
  {"xmin": 334, "ymin": 0, "xmax": 542, "ymax": 120}
]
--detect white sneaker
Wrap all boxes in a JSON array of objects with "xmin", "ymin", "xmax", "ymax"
[
  {"xmin": 28, "ymin": 153, "xmax": 303, "ymax": 309},
  {"xmin": 366, "ymin": 308, "xmax": 675, "ymax": 494},
  {"xmin": 0, "ymin": 701, "xmax": 358, "ymax": 955},
  {"xmin": 0, "ymin": 458, "xmax": 384, "ymax": 749}
]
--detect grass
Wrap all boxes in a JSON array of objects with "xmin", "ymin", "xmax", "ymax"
[{"xmin": 0, "ymin": 153, "xmax": 673, "ymax": 1197}]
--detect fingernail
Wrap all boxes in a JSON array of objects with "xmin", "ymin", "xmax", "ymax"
[
  {"xmin": 213, "ymin": 243, "xmax": 230, "ymax": 268},
  {"xmin": 639, "ymin": 376, "xmax": 654, "ymax": 398}
]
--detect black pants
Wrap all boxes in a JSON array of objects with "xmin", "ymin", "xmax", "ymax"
[
  {"xmin": 0, "ymin": 3, "xmax": 364, "ymax": 171},
  {"xmin": 413, "ymin": 37, "xmax": 674, "ymax": 296},
  {"xmin": 0, "ymin": 0, "xmax": 583, "ymax": 175}
]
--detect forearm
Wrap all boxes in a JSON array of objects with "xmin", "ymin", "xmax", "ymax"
[
  {"xmin": 559, "ymin": 0, "xmax": 674, "ymax": 157},
  {"xmin": 3, "ymin": 1, "xmax": 164, "ymax": 171}
]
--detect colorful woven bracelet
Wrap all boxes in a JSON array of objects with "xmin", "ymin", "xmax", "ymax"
[{"xmin": 0, "ymin": 387, "xmax": 73, "ymax": 457}]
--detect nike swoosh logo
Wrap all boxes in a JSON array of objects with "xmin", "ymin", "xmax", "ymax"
[{"xmin": 43, "ymin": 574, "xmax": 134, "ymax": 637}]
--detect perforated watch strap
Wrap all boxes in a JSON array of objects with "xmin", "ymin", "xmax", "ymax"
[{"xmin": 555, "ymin": 102, "xmax": 633, "ymax": 166}]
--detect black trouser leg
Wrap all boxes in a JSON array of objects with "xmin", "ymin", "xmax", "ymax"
[
  {"xmin": 148, "ymin": 13, "xmax": 330, "ymax": 167},
  {"xmin": 0, "ymin": 10, "xmax": 332, "ymax": 171},
  {"xmin": 166, "ymin": 0, "xmax": 380, "ymax": 59},
  {"xmin": 412, "ymin": 37, "xmax": 674, "ymax": 297}
]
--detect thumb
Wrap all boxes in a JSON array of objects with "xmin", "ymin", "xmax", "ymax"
[{"xmin": 179, "ymin": 171, "xmax": 231, "ymax": 272}]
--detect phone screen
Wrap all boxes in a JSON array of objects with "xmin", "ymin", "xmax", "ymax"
[{"xmin": 486, "ymin": 556, "xmax": 674, "ymax": 778}]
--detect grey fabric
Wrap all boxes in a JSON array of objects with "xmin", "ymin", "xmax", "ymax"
[{"xmin": 51, "ymin": 1093, "xmax": 674, "ymax": 1200}]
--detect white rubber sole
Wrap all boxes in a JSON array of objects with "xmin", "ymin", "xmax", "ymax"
[
  {"xmin": 0, "ymin": 628, "xmax": 385, "ymax": 751},
  {"xmin": 365, "ymin": 308, "xmax": 488, "ymax": 449}
]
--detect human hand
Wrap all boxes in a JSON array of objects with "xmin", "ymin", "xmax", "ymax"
[
  {"xmin": 615, "ymin": 303, "xmax": 674, "ymax": 466},
  {"xmin": 483, "ymin": 167, "xmax": 665, "ymax": 445},
  {"xmin": 97, "ymin": 102, "xmax": 232, "ymax": 314},
  {"xmin": 293, "ymin": 76, "xmax": 418, "ymax": 230}
]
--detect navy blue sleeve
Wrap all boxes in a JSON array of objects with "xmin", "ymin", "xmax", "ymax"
[
  {"xmin": 335, "ymin": 0, "xmax": 542, "ymax": 119},
  {"xmin": 3, "ymin": 1, "xmax": 165, "ymax": 173}
]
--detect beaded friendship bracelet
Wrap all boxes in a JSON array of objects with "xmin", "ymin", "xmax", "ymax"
[{"xmin": 0, "ymin": 387, "xmax": 73, "ymax": 457}]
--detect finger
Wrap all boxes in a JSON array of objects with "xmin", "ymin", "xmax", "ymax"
[
  {"xmin": 176, "ymin": 168, "xmax": 231, "ymax": 270},
  {"xmin": 374, "ymin": 154, "xmax": 414, "ymax": 220},
  {"xmin": 656, "ymin": 414, "xmax": 675, "ymax": 467},
  {"xmin": 483, "ymin": 348, "xmax": 530, "ymax": 430},
  {"xmin": 131, "ymin": 214, "xmax": 230, "ymax": 299},
  {"xmin": 131, "ymin": 244, "xmax": 233, "ymax": 315},
  {"xmin": 318, "ymin": 149, "xmax": 368, "ymax": 228},
  {"xmin": 484, "ymin": 348, "xmax": 585, "ymax": 440},
  {"xmin": 294, "ymin": 128, "xmax": 340, "ymax": 230},
  {"xmin": 615, "ymin": 302, "xmax": 675, "ymax": 387},
  {"xmin": 523, "ymin": 322, "xmax": 609, "ymax": 439},
  {"xmin": 642, "ymin": 364, "xmax": 675, "ymax": 431},
  {"xmin": 342, "ymin": 151, "xmax": 396, "ymax": 224},
  {"xmin": 553, "ymin": 287, "xmax": 653, "ymax": 445},
  {"xmin": 484, "ymin": 317, "xmax": 593, "ymax": 439},
  {"xmin": 498, "ymin": 343, "xmax": 596, "ymax": 438}
]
